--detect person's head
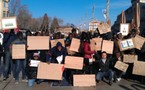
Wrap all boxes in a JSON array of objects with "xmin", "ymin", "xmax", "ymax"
[
  {"xmin": 56, "ymin": 42, "xmax": 62, "ymax": 51},
  {"xmin": 33, "ymin": 53, "xmax": 39, "ymax": 60},
  {"xmin": 34, "ymin": 32, "xmax": 41, "ymax": 36},
  {"xmin": 68, "ymin": 33, "xmax": 73, "ymax": 39},
  {"xmin": 71, "ymin": 28, "xmax": 76, "ymax": 34},
  {"xmin": 26, "ymin": 30, "xmax": 32, "ymax": 36},
  {"xmin": 101, "ymin": 51, "xmax": 107, "ymax": 59},
  {"xmin": 17, "ymin": 31, "xmax": 23, "ymax": 40}
]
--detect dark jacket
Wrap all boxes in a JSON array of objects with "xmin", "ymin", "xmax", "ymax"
[
  {"xmin": 98, "ymin": 59, "xmax": 111, "ymax": 72},
  {"xmin": 46, "ymin": 42, "xmax": 67, "ymax": 64}
]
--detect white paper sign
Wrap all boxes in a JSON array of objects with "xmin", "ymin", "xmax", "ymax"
[
  {"xmin": 0, "ymin": 33, "xmax": 3, "ymax": 45},
  {"xmin": 56, "ymin": 55, "xmax": 63, "ymax": 64},
  {"xmin": 120, "ymin": 24, "xmax": 129, "ymax": 36},
  {"xmin": 30, "ymin": 60, "xmax": 40, "ymax": 67},
  {"xmin": 2, "ymin": 17, "xmax": 17, "ymax": 30}
]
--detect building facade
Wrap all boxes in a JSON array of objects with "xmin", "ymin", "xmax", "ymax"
[
  {"xmin": 112, "ymin": 0, "xmax": 145, "ymax": 36},
  {"xmin": 0, "ymin": 0, "xmax": 10, "ymax": 30}
]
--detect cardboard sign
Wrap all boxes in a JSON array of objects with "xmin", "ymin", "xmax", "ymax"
[
  {"xmin": 66, "ymin": 46, "xmax": 76, "ymax": 55},
  {"xmin": 133, "ymin": 61, "xmax": 145, "ymax": 76},
  {"xmin": 27, "ymin": 36, "xmax": 49, "ymax": 50},
  {"xmin": 51, "ymin": 39, "xmax": 65, "ymax": 48},
  {"xmin": 69, "ymin": 38, "xmax": 80, "ymax": 52},
  {"xmin": 123, "ymin": 55, "xmax": 138, "ymax": 63},
  {"xmin": 120, "ymin": 23, "xmax": 129, "ymax": 36},
  {"xmin": 133, "ymin": 35, "xmax": 145, "ymax": 50},
  {"xmin": 37, "ymin": 62, "xmax": 64, "ymax": 80},
  {"xmin": 101, "ymin": 40, "xmax": 114, "ymax": 54},
  {"xmin": 73, "ymin": 75, "xmax": 96, "ymax": 87},
  {"xmin": 118, "ymin": 38, "xmax": 135, "ymax": 51},
  {"xmin": 12, "ymin": 44, "xmax": 26, "ymax": 59},
  {"xmin": 114, "ymin": 61, "xmax": 129, "ymax": 72},
  {"xmin": 64, "ymin": 56, "xmax": 83, "ymax": 70},
  {"xmin": 98, "ymin": 23, "xmax": 111, "ymax": 34},
  {"xmin": 91, "ymin": 38, "xmax": 102, "ymax": 51},
  {"xmin": 2, "ymin": 17, "xmax": 17, "ymax": 30}
]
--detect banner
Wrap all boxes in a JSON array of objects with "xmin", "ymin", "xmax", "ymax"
[
  {"xmin": 37, "ymin": 62, "xmax": 64, "ymax": 80},
  {"xmin": 114, "ymin": 61, "xmax": 129, "ymax": 72},
  {"xmin": 133, "ymin": 61, "xmax": 145, "ymax": 76},
  {"xmin": 73, "ymin": 75, "xmax": 96, "ymax": 87},
  {"xmin": 2, "ymin": 17, "xmax": 17, "ymax": 30},
  {"xmin": 12, "ymin": 44, "xmax": 26, "ymax": 59},
  {"xmin": 118, "ymin": 38, "xmax": 135, "ymax": 51},
  {"xmin": 64, "ymin": 56, "xmax": 83, "ymax": 70},
  {"xmin": 120, "ymin": 23, "xmax": 129, "ymax": 36},
  {"xmin": 69, "ymin": 38, "xmax": 80, "ymax": 52},
  {"xmin": 27, "ymin": 36, "xmax": 49, "ymax": 50},
  {"xmin": 50, "ymin": 39, "xmax": 65, "ymax": 48},
  {"xmin": 123, "ymin": 55, "xmax": 138, "ymax": 63},
  {"xmin": 102, "ymin": 40, "xmax": 114, "ymax": 54}
]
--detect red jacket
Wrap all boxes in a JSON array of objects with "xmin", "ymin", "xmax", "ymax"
[{"xmin": 83, "ymin": 42, "xmax": 95, "ymax": 59}]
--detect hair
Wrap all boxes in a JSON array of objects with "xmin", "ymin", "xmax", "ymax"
[
  {"xmin": 102, "ymin": 51, "xmax": 107, "ymax": 54},
  {"xmin": 17, "ymin": 31, "xmax": 23, "ymax": 37},
  {"xmin": 71, "ymin": 28, "xmax": 76, "ymax": 33}
]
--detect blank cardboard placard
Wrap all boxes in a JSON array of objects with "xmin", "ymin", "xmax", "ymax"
[
  {"xmin": 133, "ymin": 61, "xmax": 145, "ymax": 76},
  {"xmin": 64, "ymin": 56, "xmax": 83, "ymax": 70},
  {"xmin": 66, "ymin": 46, "xmax": 76, "ymax": 55},
  {"xmin": 37, "ymin": 62, "xmax": 64, "ymax": 80},
  {"xmin": 102, "ymin": 40, "xmax": 114, "ymax": 54},
  {"xmin": 73, "ymin": 75, "xmax": 96, "ymax": 87},
  {"xmin": 123, "ymin": 55, "xmax": 138, "ymax": 63},
  {"xmin": 98, "ymin": 23, "xmax": 111, "ymax": 34},
  {"xmin": 51, "ymin": 39, "xmax": 65, "ymax": 48},
  {"xmin": 69, "ymin": 38, "xmax": 80, "ymax": 52},
  {"xmin": 27, "ymin": 36, "xmax": 49, "ymax": 50},
  {"xmin": 12, "ymin": 44, "xmax": 26, "ymax": 59},
  {"xmin": 133, "ymin": 35, "xmax": 145, "ymax": 50},
  {"xmin": 118, "ymin": 38, "xmax": 135, "ymax": 51},
  {"xmin": 92, "ymin": 38, "xmax": 103, "ymax": 51},
  {"xmin": 120, "ymin": 23, "xmax": 129, "ymax": 36},
  {"xmin": 90, "ymin": 40, "xmax": 96, "ymax": 51},
  {"xmin": 2, "ymin": 17, "xmax": 17, "ymax": 30},
  {"xmin": 114, "ymin": 61, "xmax": 129, "ymax": 72}
]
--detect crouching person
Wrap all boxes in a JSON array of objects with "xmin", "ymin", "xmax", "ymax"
[
  {"xmin": 26, "ymin": 53, "xmax": 41, "ymax": 87},
  {"xmin": 96, "ymin": 51, "xmax": 114, "ymax": 86}
]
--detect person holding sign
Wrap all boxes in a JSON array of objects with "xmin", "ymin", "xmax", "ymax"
[
  {"xmin": 26, "ymin": 53, "xmax": 41, "ymax": 87},
  {"xmin": 46, "ymin": 42, "xmax": 68, "ymax": 86},
  {"xmin": 96, "ymin": 51, "xmax": 114, "ymax": 86},
  {"xmin": 11, "ymin": 31, "xmax": 26, "ymax": 84}
]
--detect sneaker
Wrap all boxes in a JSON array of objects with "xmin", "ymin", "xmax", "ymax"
[
  {"xmin": 117, "ymin": 78, "xmax": 121, "ymax": 81},
  {"xmin": 109, "ymin": 81, "xmax": 113, "ymax": 86},
  {"xmin": 3, "ymin": 77, "xmax": 7, "ymax": 82},
  {"xmin": 22, "ymin": 79, "xmax": 28, "ymax": 82},
  {"xmin": 15, "ymin": 81, "xmax": 19, "ymax": 84}
]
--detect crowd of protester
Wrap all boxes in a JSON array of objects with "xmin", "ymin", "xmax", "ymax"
[{"xmin": 0, "ymin": 27, "xmax": 145, "ymax": 87}]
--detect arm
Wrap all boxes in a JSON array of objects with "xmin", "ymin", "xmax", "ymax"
[{"xmin": 84, "ymin": 43, "xmax": 95, "ymax": 54}]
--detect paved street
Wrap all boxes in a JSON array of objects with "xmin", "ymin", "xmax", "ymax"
[{"xmin": 0, "ymin": 75, "xmax": 145, "ymax": 90}]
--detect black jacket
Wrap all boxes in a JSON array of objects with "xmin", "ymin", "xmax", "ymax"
[{"xmin": 98, "ymin": 59, "xmax": 111, "ymax": 72}]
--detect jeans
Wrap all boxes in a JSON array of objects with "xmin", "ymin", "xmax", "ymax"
[
  {"xmin": 15, "ymin": 60, "xmax": 26, "ymax": 81},
  {"xmin": 96, "ymin": 69, "xmax": 114, "ymax": 82},
  {"xmin": 28, "ymin": 79, "xmax": 36, "ymax": 87},
  {"xmin": 3, "ymin": 50, "xmax": 14, "ymax": 78}
]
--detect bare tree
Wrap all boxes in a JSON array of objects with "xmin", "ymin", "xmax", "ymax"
[
  {"xmin": 50, "ymin": 17, "xmax": 59, "ymax": 33},
  {"xmin": 9, "ymin": 0, "xmax": 21, "ymax": 16},
  {"xmin": 17, "ymin": 5, "xmax": 32, "ymax": 29}
]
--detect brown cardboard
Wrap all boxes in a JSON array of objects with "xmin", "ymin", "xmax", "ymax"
[
  {"xmin": 27, "ymin": 36, "xmax": 49, "ymax": 50},
  {"xmin": 97, "ymin": 23, "xmax": 111, "ymax": 34},
  {"xmin": 12, "ymin": 44, "xmax": 26, "ymax": 59},
  {"xmin": 101, "ymin": 40, "xmax": 114, "ymax": 54},
  {"xmin": 37, "ymin": 62, "xmax": 64, "ymax": 80},
  {"xmin": 133, "ymin": 61, "xmax": 145, "ymax": 76},
  {"xmin": 51, "ymin": 39, "xmax": 65, "ymax": 48},
  {"xmin": 118, "ymin": 38, "xmax": 135, "ymax": 51},
  {"xmin": 114, "ymin": 61, "xmax": 129, "ymax": 72},
  {"xmin": 123, "ymin": 55, "xmax": 138, "ymax": 63},
  {"xmin": 64, "ymin": 56, "xmax": 83, "ymax": 70},
  {"xmin": 133, "ymin": 35, "xmax": 145, "ymax": 50},
  {"xmin": 92, "ymin": 38, "xmax": 103, "ymax": 51},
  {"xmin": 69, "ymin": 38, "xmax": 80, "ymax": 52},
  {"xmin": 73, "ymin": 75, "xmax": 96, "ymax": 87}
]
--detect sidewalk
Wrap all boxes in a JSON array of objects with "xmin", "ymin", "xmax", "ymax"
[{"xmin": 0, "ymin": 75, "xmax": 145, "ymax": 90}]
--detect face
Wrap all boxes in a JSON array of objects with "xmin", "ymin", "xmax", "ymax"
[
  {"xmin": 57, "ymin": 46, "xmax": 62, "ymax": 51},
  {"xmin": 34, "ymin": 56, "xmax": 39, "ymax": 60},
  {"xmin": 102, "ymin": 53, "xmax": 107, "ymax": 59}
]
